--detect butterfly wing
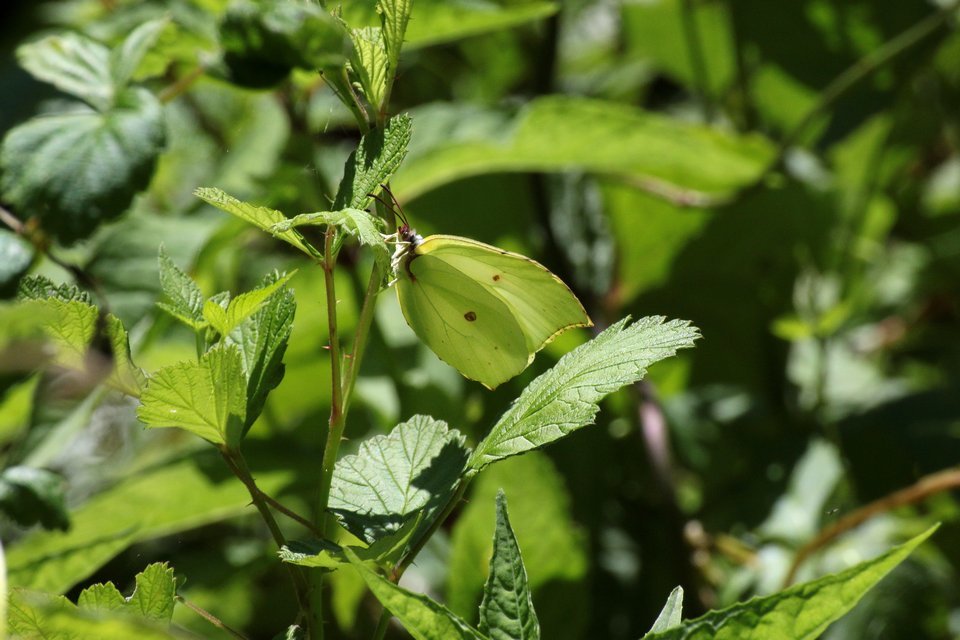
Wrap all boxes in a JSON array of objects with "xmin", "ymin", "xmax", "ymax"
[
  {"xmin": 396, "ymin": 252, "xmax": 529, "ymax": 389},
  {"xmin": 417, "ymin": 235, "xmax": 592, "ymax": 353}
]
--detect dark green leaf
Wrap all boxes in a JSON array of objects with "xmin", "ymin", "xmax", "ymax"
[
  {"xmin": 478, "ymin": 492, "xmax": 540, "ymax": 640},
  {"xmin": 157, "ymin": 246, "xmax": 205, "ymax": 330},
  {"xmin": 0, "ymin": 230, "xmax": 33, "ymax": 297},
  {"xmin": 0, "ymin": 466, "xmax": 69, "ymax": 531},
  {"xmin": 16, "ymin": 33, "xmax": 113, "ymax": 109},
  {"xmin": 0, "ymin": 89, "xmax": 166, "ymax": 244},
  {"xmin": 333, "ymin": 113, "xmax": 412, "ymax": 210}
]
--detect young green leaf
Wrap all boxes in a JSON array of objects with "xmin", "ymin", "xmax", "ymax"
[
  {"xmin": 125, "ymin": 563, "xmax": 177, "ymax": 622},
  {"xmin": 35, "ymin": 299, "xmax": 98, "ymax": 370},
  {"xmin": 328, "ymin": 415, "xmax": 470, "ymax": 544},
  {"xmin": 137, "ymin": 345, "xmax": 247, "ymax": 446},
  {"xmin": 225, "ymin": 275, "xmax": 296, "ymax": 433},
  {"xmin": 642, "ymin": 525, "xmax": 938, "ymax": 640},
  {"xmin": 104, "ymin": 314, "xmax": 146, "ymax": 397},
  {"xmin": 157, "ymin": 246, "xmax": 205, "ymax": 330},
  {"xmin": 648, "ymin": 587, "xmax": 684, "ymax": 634},
  {"xmin": 281, "ymin": 515, "xmax": 421, "ymax": 570},
  {"xmin": 0, "ymin": 89, "xmax": 165, "ymax": 244},
  {"xmin": 379, "ymin": 0, "xmax": 412, "ymax": 73},
  {"xmin": 468, "ymin": 316, "xmax": 698, "ymax": 470},
  {"xmin": 350, "ymin": 27, "xmax": 388, "ymax": 110},
  {"xmin": 194, "ymin": 187, "xmax": 318, "ymax": 258},
  {"xmin": 333, "ymin": 113, "xmax": 412, "ymax": 210},
  {"xmin": 345, "ymin": 548, "xmax": 488, "ymax": 640},
  {"xmin": 394, "ymin": 96, "xmax": 775, "ymax": 201},
  {"xmin": 16, "ymin": 33, "xmax": 113, "ymax": 109},
  {"xmin": 273, "ymin": 208, "xmax": 388, "ymax": 267},
  {"xmin": 0, "ymin": 466, "xmax": 69, "ymax": 531},
  {"xmin": 78, "ymin": 582, "xmax": 126, "ymax": 614},
  {"xmin": 110, "ymin": 18, "xmax": 170, "ymax": 89},
  {"xmin": 203, "ymin": 271, "xmax": 295, "ymax": 337},
  {"xmin": 478, "ymin": 492, "xmax": 540, "ymax": 640},
  {"xmin": 17, "ymin": 274, "xmax": 93, "ymax": 304}
]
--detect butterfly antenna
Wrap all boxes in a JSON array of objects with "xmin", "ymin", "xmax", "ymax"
[
  {"xmin": 368, "ymin": 190, "xmax": 408, "ymax": 228},
  {"xmin": 380, "ymin": 184, "xmax": 410, "ymax": 227}
]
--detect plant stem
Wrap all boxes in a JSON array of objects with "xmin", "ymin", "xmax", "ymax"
[
  {"xmin": 776, "ymin": 0, "xmax": 957, "ymax": 160},
  {"xmin": 318, "ymin": 227, "xmax": 345, "ymax": 519},
  {"xmin": 220, "ymin": 449, "xmax": 316, "ymax": 636},
  {"xmin": 177, "ymin": 595, "xmax": 250, "ymax": 640},
  {"xmin": 340, "ymin": 261, "xmax": 383, "ymax": 418}
]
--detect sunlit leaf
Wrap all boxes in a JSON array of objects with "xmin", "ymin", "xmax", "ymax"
[
  {"xmin": 350, "ymin": 27, "xmax": 388, "ymax": 110},
  {"xmin": 157, "ymin": 246, "xmax": 205, "ymax": 330},
  {"xmin": 16, "ymin": 33, "xmax": 113, "ymax": 109},
  {"xmin": 203, "ymin": 272, "xmax": 295, "ymax": 337},
  {"xmin": 333, "ymin": 113, "xmax": 412, "ymax": 210},
  {"xmin": 274, "ymin": 208, "xmax": 388, "ymax": 267},
  {"xmin": 648, "ymin": 587, "xmax": 684, "ymax": 634}
]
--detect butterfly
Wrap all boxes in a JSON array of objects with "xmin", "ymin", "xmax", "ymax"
[{"xmin": 389, "ymin": 213, "xmax": 592, "ymax": 389}]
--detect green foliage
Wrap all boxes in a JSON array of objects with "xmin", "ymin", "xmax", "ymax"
[
  {"xmin": 648, "ymin": 587, "xmax": 684, "ymax": 634},
  {"xmin": 333, "ymin": 113, "xmax": 412, "ymax": 210},
  {"xmin": 0, "ymin": 466, "xmax": 69, "ymax": 531}
]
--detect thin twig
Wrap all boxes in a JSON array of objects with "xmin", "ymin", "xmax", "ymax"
[
  {"xmin": 176, "ymin": 595, "xmax": 250, "ymax": 640},
  {"xmin": 784, "ymin": 466, "xmax": 960, "ymax": 587}
]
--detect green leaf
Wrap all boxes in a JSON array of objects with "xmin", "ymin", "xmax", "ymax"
[
  {"xmin": 78, "ymin": 582, "xmax": 126, "ymax": 614},
  {"xmin": 273, "ymin": 208, "xmax": 388, "ymax": 267},
  {"xmin": 447, "ymin": 453, "xmax": 587, "ymax": 632},
  {"xmin": 478, "ymin": 492, "xmax": 540, "ymax": 640},
  {"xmin": 0, "ymin": 466, "xmax": 69, "ymax": 531},
  {"xmin": 350, "ymin": 27, "xmax": 388, "ymax": 110},
  {"xmin": 157, "ymin": 246, "xmax": 205, "ymax": 330},
  {"xmin": 17, "ymin": 274, "xmax": 93, "ymax": 305},
  {"xmin": 104, "ymin": 314, "xmax": 147, "ymax": 397},
  {"xmin": 6, "ymin": 446, "xmax": 297, "ymax": 594},
  {"xmin": 16, "ymin": 33, "xmax": 113, "ymax": 109},
  {"xmin": 280, "ymin": 515, "xmax": 421, "ymax": 570},
  {"xmin": 379, "ymin": 0, "xmax": 412, "ymax": 73},
  {"xmin": 0, "ymin": 230, "xmax": 33, "ymax": 296},
  {"xmin": 110, "ymin": 18, "xmax": 170, "ymax": 89},
  {"xmin": 137, "ymin": 345, "xmax": 247, "ymax": 446},
  {"xmin": 220, "ymin": 0, "xmax": 349, "ymax": 87},
  {"xmin": 203, "ymin": 272, "xmax": 295, "ymax": 337},
  {"xmin": 649, "ymin": 587, "xmax": 684, "ymax": 634},
  {"xmin": 328, "ymin": 415, "xmax": 470, "ymax": 544},
  {"xmin": 341, "ymin": 0, "xmax": 556, "ymax": 50},
  {"xmin": 194, "ymin": 187, "xmax": 318, "ymax": 258},
  {"xmin": 345, "ymin": 548, "xmax": 488, "ymax": 640},
  {"xmin": 126, "ymin": 563, "xmax": 177, "ymax": 622},
  {"xmin": 394, "ymin": 97, "xmax": 774, "ymax": 201},
  {"xmin": 469, "ymin": 317, "xmax": 698, "ymax": 470},
  {"xmin": 0, "ymin": 89, "xmax": 166, "ymax": 245},
  {"xmin": 35, "ymin": 298, "xmax": 99, "ymax": 371},
  {"xmin": 333, "ymin": 113, "xmax": 412, "ymax": 210},
  {"xmin": 642, "ymin": 526, "xmax": 938, "ymax": 640},
  {"xmin": 224, "ymin": 273, "xmax": 296, "ymax": 433}
]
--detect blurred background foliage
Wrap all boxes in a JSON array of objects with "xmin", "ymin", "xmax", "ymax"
[{"xmin": 2, "ymin": 0, "xmax": 960, "ymax": 638}]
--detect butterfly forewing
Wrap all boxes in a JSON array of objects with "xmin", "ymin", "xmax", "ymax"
[
  {"xmin": 397, "ymin": 253, "xmax": 529, "ymax": 389},
  {"xmin": 418, "ymin": 236, "xmax": 592, "ymax": 351}
]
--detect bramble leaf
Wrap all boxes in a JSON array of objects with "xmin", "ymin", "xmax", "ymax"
[
  {"xmin": 478, "ymin": 492, "xmax": 540, "ymax": 640},
  {"xmin": 642, "ymin": 526, "xmax": 938, "ymax": 639},
  {"xmin": 16, "ymin": 33, "xmax": 113, "ymax": 109},
  {"xmin": 157, "ymin": 246, "xmax": 205, "ymax": 330},
  {"xmin": 350, "ymin": 27, "xmax": 388, "ymax": 110},
  {"xmin": 328, "ymin": 415, "xmax": 469, "ymax": 544},
  {"xmin": 649, "ymin": 587, "xmax": 684, "ymax": 634},
  {"xmin": 468, "ymin": 317, "xmax": 698, "ymax": 470},
  {"xmin": 379, "ymin": 0, "xmax": 412, "ymax": 73},
  {"xmin": 203, "ymin": 272, "xmax": 295, "ymax": 337},
  {"xmin": 280, "ymin": 515, "xmax": 421, "ymax": 571},
  {"xmin": 137, "ymin": 346, "xmax": 247, "ymax": 446},
  {"xmin": 273, "ymin": 208, "xmax": 388, "ymax": 267},
  {"xmin": 333, "ymin": 113, "xmax": 412, "ymax": 211},
  {"xmin": 110, "ymin": 18, "xmax": 169, "ymax": 89}
]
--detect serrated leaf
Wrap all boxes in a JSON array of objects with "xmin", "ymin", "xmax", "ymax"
[
  {"xmin": 468, "ymin": 317, "xmax": 698, "ymax": 470},
  {"xmin": 479, "ymin": 492, "xmax": 540, "ymax": 640},
  {"xmin": 379, "ymin": 0, "xmax": 412, "ymax": 73},
  {"xmin": 204, "ymin": 272, "xmax": 295, "ymax": 337},
  {"xmin": 274, "ymin": 208, "xmax": 388, "ymax": 267},
  {"xmin": 16, "ymin": 33, "xmax": 113, "ymax": 109},
  {"xmin": 127, "ymin": 563, "xmax": 177, "ymax": 622},
  {"xmin": 104, "ymin": 314, "xmax": 146, "ymax": 397},
  {"xmin": 280, "ymin": 515, "xmax": 421, "ymax": 570},
  {"xmin": 345, "ymin": 548, "xmax": 487, "ymax": 640},
  {"xmin": 394, "ymin": 97, "xmax": 774, "ymax": 201},
  {"xmin": 157, "ymin": 246, "xmax": 205, "ymax": 330},
  {"xmin": 225, "ymin": 274, "xmax": 296, "ymax": 433},
  {"xmin": 0, "ymin": 466, "xmax": 69, "ymax": 531},
  {"xmin": 194, "ymin": 187, "xmax": 318, "ymax": 258},
  {"xmin": 328, "ymin": 415, "xmax": 469, "ymax": 544},
  {"xmin": 110, "ymin": 18, "xmax": 170, "ymax": 88},
  {"xmin": 0, "ymin": 89, "xmax": 165, "ymax": 245},
  {"xmin": 649, "ymin": 587, "xmax": 684, "ymax": 634},
  {"xmin": 39, "ymin": 299, "xmax": 99, "ymax": 370},
  {"xmin": 137, "ymin": 345, "xmax": 247, "ymax": 446},
  {"xmin": 350, "ymin": 27, "xmax": 388, "ymax": 110},
  {"xmin": 17, "ymin": 275, "xmax": 92, "ymax": 304},
  {"xmin": 78, "ymin": 583, "xmax": 126, "ymax": 614},
  {"xmin": 642, "ymin": 526, "xmax": 938, "ymax": 640},
  {"xmin": 333, "ymin": 113, "xmax": 412, "ymax": 211}
]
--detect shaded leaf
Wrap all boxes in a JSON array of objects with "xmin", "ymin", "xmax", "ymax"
[
  {"xmin": 157, "ymin": 246, "xmax": 205, "ymax": 330},
  {"xmin": 649, "ymin": 587, "xmax": 684, "ymax": 634},
  {"xmin": 379, "ymin": 0, "xmax": 412, "ymax": 72},
  {"xmin": 273, "ymin": 208, "xmax": 388, "ymax": 267},
  {"xmin": 478, "ymin": 492, "xmax": 540, "ymax": 640},
  {"xmin": 0, "ymin": 230, "xmax": 33, "ymax": 297},
  {"xmin": 469, "ymin": 317, "xmax": 698, "ymax": 470},
  {"xmin": 345, "ymin": 548, "xmax": 487, "ymax": 640},
  {"xmin": 394, "ymin": 97, "xmax": 774, "ymax": 201},
  {"xmin": 110, "ymin": 18, "xmax": 170, "ymax": 88},
  {"xmin": 16, "ymin": 33, "xmax": 113, "ymax": 109},
  {"xmin": 194, "ymin": 187, "xmax": 318, "ymax": 258},
  {"xmin": 104, "ymin": 314, "xmax": 146, "ymax": 397},
  {"xmin": 0, "ymin": 466, "xmax": 69, "ymax": 531},
  {"xmin": 0, "ymin": 89, "xmax": 165, "ymax": 244},
  {"xmin": 328, "ymin": 415, "xmax": 469, "ymax": 543},
  {"xmin": 333, "ymin": 113, "xmax": 412, "ymax": 211},
  {"xmin": 137, "ymin": 345, "xmax": 247, "ymax": 446},
  {"xmin": 280, "ymin": 515, "xmax": 421, "ymax": 571},
  {"xmin": 643, "ymin": 526, "xmax": 938, "ymax": 640}
]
